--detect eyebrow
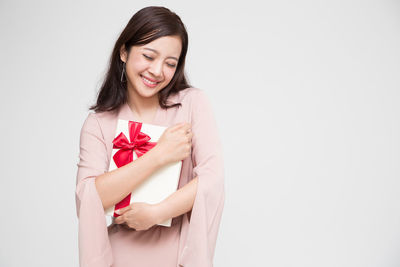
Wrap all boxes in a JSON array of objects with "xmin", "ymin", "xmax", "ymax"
[{"xmin": 143, "ymin": 48, "xmax": 179, "ymax": 61}]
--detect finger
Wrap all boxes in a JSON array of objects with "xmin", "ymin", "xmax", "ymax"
[
  {"xmin": 175, "ymin": 123, "xmax": 191, "ymax": 134},
  {"xmin": 184, "ymin": 128, "xmax": 192, "ymax": 138},
  {"xmin": 169, "ymin": 122, "xmax": 187, "ymax": 132},
  {"xmin": 185, "ymin": 133, "xmax": 192, "ymax": 143},
  {"xmin": 183, "ymin": 123, "xmax": 192, "ymax": 131},
  {"xmin": 115, "ymin": 205, "xmax": 130, "ymax": 215},
  {"xmin": 175, "ymin": 122, "xmax": 192, "ymax": 133},
  {"xmin": 114, "ymin": 215, "xmax": 124, "ymax": 224}
]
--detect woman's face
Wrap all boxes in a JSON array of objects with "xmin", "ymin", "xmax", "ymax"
[{"xmin": 120, "ymin": 35, "xmax": 182, "ymax": 99}]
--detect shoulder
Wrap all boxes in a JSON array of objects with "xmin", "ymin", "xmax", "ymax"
[
  {"xmin": 81, "ymin": 112, "xmax": 98, "ymax": 131},
  {"xmin": 81, "ymin": 109, "xmax": 117, "ymax": 137},
  {"xmin": 174, "ymin": 87, "xmax": 217, "ymax": 125},
  {"xmin": 171, "ymin": 87, "xmax": 210, "ymax": 105}
]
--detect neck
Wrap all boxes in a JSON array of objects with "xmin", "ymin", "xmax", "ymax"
[{"xmin": 126, "ymin": 89, "xmax": 159, "ymax": 117}]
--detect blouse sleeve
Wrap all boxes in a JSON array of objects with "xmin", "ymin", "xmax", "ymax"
[
  {"xmin": 75, "ymin": 113, "xmax": 113, "ymax": 267},
  {"xmin": 178, "ymin": 89, "xmax": 226, "ymax": 267}
]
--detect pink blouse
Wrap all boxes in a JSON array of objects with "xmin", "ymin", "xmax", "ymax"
[{"xmin": 75, "ymin": 87, "xmax": 225, "ymax": 267}]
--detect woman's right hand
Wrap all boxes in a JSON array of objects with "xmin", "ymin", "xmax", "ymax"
[{"xmin": 153, "ymin": 122, "xmax": 193, "ymax": 166}]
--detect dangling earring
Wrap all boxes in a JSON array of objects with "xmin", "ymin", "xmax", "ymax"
[{"xmin": 120, "ymin": 62, "xmax": 127, "ymax": 83}]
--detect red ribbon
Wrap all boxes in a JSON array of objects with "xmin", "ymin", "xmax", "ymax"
[{"xmin": 112, "ymin": 121, "xmax": 157, "ymax": 217}]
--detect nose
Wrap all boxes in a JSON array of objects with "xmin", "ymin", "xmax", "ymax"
[{"xmin": 148, "ymin": 60, "xmax": 163, "ymax": 79}]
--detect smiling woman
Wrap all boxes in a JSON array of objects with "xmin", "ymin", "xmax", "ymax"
[
  {"xmin": 119, "ymin": 35, "xmax": 182, "ymax": 115},
  {"xmin": 75, "ymin": 5, "xmax": 225, "ymax": 267}
]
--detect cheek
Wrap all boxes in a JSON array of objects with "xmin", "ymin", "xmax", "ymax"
[
  {"xmin": 127, "ymin": 56, "xmax": 147, "ymax": 74},
  {"xmin": 164, "ymin": 68, "xmax": 177, "ymax": 81},
  {"xmin": 129, "ymin": 61, "xmax": 146, "ymax": 74}
]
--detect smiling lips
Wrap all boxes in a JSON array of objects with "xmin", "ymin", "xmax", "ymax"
[{"xmin": 141, "ymin": 75, "xmax": 160, "ymax": 88}]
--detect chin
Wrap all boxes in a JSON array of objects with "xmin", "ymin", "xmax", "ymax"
[{"xmin": 137, "ymin": 87, "xmax": 160, "ymax": 98}]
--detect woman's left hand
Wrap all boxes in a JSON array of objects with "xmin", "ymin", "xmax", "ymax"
[{"xmin": 114, "ymin": 202, "xmax": 162, "ymax": 231}]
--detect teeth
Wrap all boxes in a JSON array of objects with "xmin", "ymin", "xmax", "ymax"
[{"xmin": 143, "ymin": 76, "xmax": 157, "ymax": 85}]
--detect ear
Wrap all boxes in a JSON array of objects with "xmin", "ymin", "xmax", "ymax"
[{"xmin": 120, "ymin": 44, "xmax": 127, "ymax": 63}]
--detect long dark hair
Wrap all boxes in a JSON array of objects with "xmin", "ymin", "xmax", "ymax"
[{"xmin": 89, "ymin": 6, "xmax": 192, "ymax": 113}]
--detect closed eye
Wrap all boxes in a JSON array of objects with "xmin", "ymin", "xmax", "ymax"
[
  {"xmin": 144, "ymin": 54, "xmax": 176, "ymax": 68},
  {"xmin": 143, "ymin": 54, "xmax": 153, "ymax": 60}
]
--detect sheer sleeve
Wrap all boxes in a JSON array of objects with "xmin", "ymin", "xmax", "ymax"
[
  {"xmin": 75, "ymin": 113, "xmax": 113, "ymax": 267},
  {"xmin": 178, "ymin": 89, "xmax": 226, "ymax": 267}
]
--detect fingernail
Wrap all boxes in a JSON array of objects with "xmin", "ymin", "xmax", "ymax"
[{"xmin": 115, "ymin": 209, "xmax": 121, "ymax": 215}]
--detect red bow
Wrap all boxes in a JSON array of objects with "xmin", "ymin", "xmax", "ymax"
[{"xmin": 112, "ymin": 121, "xmax": 157, "ymax": 217}]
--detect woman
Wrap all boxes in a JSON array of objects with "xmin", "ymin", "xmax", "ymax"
[{"xmin": 75, "ymin": 6, "xmax": 225, "ymax": 267}]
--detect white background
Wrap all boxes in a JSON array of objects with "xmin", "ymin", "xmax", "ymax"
[{"xmin": 0, "ymin": 0, "xmax": 399, "ymax": 266}]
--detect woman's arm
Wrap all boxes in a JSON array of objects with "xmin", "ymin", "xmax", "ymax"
[
  {"xmin": 95, "ymin": 148, "xmax": 165, "ymax": 211},
  {"xmin": 155, "ymin": 176, "xmax": 198, "ymax": 223}
]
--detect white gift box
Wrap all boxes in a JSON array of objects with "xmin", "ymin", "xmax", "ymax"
[{"xmin": 105, "ymin": 119, "xmax": 182, "ymax": 227}]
